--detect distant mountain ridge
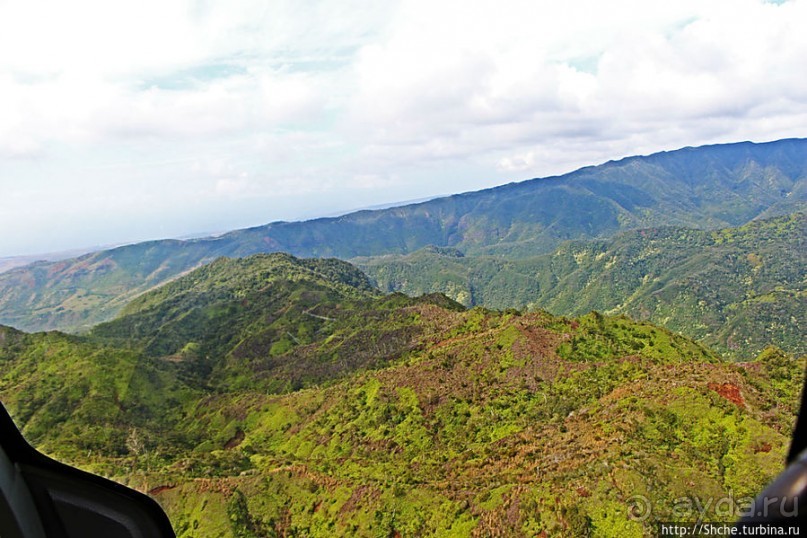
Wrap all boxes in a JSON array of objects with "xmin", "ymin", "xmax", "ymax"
[
  {"xmin": 1, "ymin": 138, "xmax": 805, "ymax": 332},
  {"xmin": 359, "ymin": 212, "xmax": 807, "ymax": 359}
]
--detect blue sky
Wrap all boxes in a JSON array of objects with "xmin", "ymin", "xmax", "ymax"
[{"xmin": 1, "ymin": 0, "xmax": 806, "ymax": 257}]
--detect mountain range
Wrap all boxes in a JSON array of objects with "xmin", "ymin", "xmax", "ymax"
[
  {"xmin": 359, "ymin": 212, "xmax": 806, "ymax": 360},
  {"xmin": 1, "ymin": 138, "xmax": 805, "ymax": 335},
  {"xmin": 1, "ymin": 138, "xmax": 805, "ymax": 535},
  {"xmin": 2, "ymin": 252, "xmax": 803, "ymax": 537}
]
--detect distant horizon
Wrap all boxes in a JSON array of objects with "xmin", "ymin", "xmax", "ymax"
[
  {"xmin": 0, "ymin": 190, "xmax": 455, "ymax": 260},
  {"xmin": 0, "ymin": 192, "xmax": 455, "ymax": 263},
  {"xmin": 0, "ymin": 135, "xmax": 801, "ymax": 262}
]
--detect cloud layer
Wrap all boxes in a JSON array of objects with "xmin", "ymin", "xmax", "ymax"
[{"xmin": 1, "ymin": 0, "xmax": 806, "ymax": 255}]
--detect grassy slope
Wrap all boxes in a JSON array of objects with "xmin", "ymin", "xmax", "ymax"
[
  {"xmin": 0, "ymin": 325, "xmax": 200, "ymax": 471},
  {"xmin": 359, "ymin": 212, "xmax": 807, "ymax": 359},
  {"xmin": 0, "ymin": 253, "xmax": 803, "ymax": 536},
  {"xmin": 151, "ymin": 320, "xmax": 801, "ymax": 537},
  {"xmin": 90, "ymin": 253, "xmax": 464, "ymax": 393},
  {"xmin": 2, "ymin": 139, "xmax": 806, "ymax": 333}
]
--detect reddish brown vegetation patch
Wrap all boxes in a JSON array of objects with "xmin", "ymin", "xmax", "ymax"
[
  {"xmin": 268, "ymin": 464, "xmax": 340, "ymax": 490},
  {"xmin": 339, "ymin": 485, "xmax": 381, "ymax": 515},
  {"xmin": 471, "ymin": 486, "xmax": 527, "ymax": 538},
  {"xmin": 195, "ymin": 477, "xmax": 237, "ymax": 496},
  {"xmin": 708, "ymin": 382, "xmax": 745, "ymax": 407},
  {"xmin": 510, "ymin": 320, "xmax": 566, "ymax": 383},
  {"xmin": 224, "ymin": 429, "xmax": 246, "ymax": 449},
  {"xmin": 147, "ymin": 484, "xmax": 176, "ymax": 495},
  {"xmin": 47, "ymin": 261, "xmax": 70, "ymax": 278}
]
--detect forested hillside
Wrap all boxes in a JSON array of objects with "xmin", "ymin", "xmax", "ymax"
[
  {"xmin": 2, "ymin": 139, "xmax": 805, "ymax": 333},
  {"xmin": 360, "ymin": 212, "xmax": 806, "ymax": 359},
  {"xmin": 1, "ymin": 254, "xmax": 803, "ymax": 536}
]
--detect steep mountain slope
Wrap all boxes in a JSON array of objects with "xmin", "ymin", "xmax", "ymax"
[
  {"xmin": 0, "ymin": 254, "xmax": 464, "ymax": 465},
  {"xmin": 150, "ymin": 324, "xmax": 800, "ymax": 537},
  {"xmin": 360, "ymin": 212, "xmax": 807, "ymax": 359},
  {"xmin": 90, "ymin": 253, "xmax": 464, "ymax": 393},
  {"xmin": 0, "ymin": 239, "xmax": 227, "ymax": 332},
  {"xmin": 0, "ymin": 324, "xmax": 199, "ymax": 463},
  {"xmin": 2, "ymin": 138, "xmax": 806, "ymax": 333},
  {"xmin": 1, "ymin": 254, "xmax": 803, "ymax": 536},
  {"xmin": 3, "ymin": 303, "xmax": 802, "ymax": 536}
]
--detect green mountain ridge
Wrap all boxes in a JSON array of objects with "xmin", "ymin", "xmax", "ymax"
[
  {"xmin": 0, "ymin": 253, "xmax": 804, "ymax": 536},
  {"xmin": 0, "ymin": 324, "xmax": 199, "ymax": 462},
  {"xmin": 91, "ymin": 253, "xmax": 463, "ymax": 393},
  {"xmin": 2, "ymin": 138, "xmax": 806, "ymax": 333},
  {"xmin": 359, "ymin": 212, "xmax": 807, "ymax": 359}
]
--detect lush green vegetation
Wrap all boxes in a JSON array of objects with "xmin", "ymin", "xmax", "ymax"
[
  {"xmin": 0, "ymin": 325, "xmax": 200, "ymax": 468},
  {"xmin": 91, "ymin": 254, "xmax": 463, "ymax": 393},
  {"xmin": 2, "ymin": 139, "xmax": 805, "ymax": 333},
  {"xmin": 360, "ymin": 212, "xmax": 806, "ymax": 359},
  {"xmin": 1, "ymin": 253, "xmax": 803, "ymax": 536}
]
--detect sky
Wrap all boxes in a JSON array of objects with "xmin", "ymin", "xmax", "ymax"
[{"xmin": 1, "ymin": 0, "xmax": 806, "ymax": 257}]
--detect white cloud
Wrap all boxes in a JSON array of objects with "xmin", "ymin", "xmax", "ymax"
[
  {"xmin": 1, "ymin": 0, "xmax": 806, "ymax": 255},
  {"xmin": 346, "ymin": 0, "xmax": 807, "ymax": 177},
  {"xmin": 214, "ymin": 175, "xmax": 251, "ymax": 197}
]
